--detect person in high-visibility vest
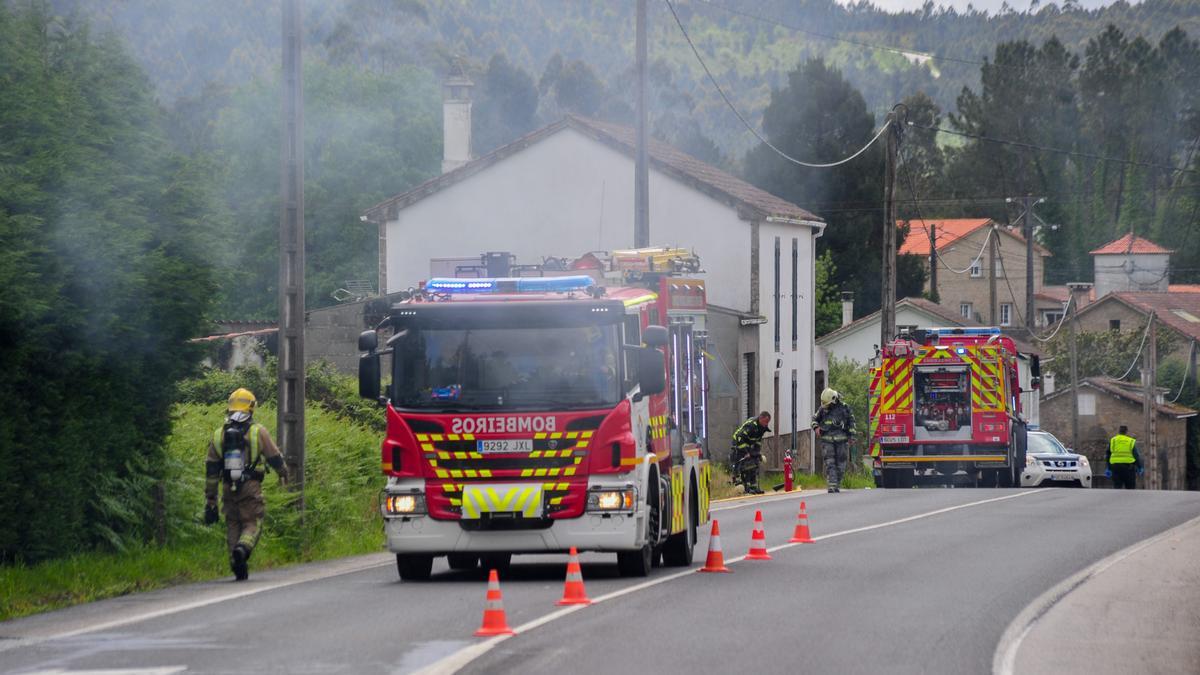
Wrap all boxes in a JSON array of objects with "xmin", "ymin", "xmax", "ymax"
[{"xmin": 1105, "ymin": 425, "xmax": 1143, "ymax": 490}]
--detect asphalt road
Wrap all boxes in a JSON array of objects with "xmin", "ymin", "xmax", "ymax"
[{"xmin": 2, "ymin": 487, "xmax": 1198, "ymax": 675}]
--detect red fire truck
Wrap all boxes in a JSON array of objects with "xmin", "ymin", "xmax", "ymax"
[
  {"xmin": 868, "ymin": 327, "xmax": 1041, "ymax": 488},
  {"xmin": 358, "ymin": 250, "xmax": 713, "ymax": 579}
]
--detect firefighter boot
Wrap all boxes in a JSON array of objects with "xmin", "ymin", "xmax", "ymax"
[{"xmin": 231, "ymin": 544, "xmax": 250, "ymax": 581}]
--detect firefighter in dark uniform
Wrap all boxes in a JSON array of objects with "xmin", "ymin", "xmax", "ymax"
[
  {"xmin": 730, "ymin": 412, "xmax": 771, "ymax": 494},
  {"xmin": 204, "ymin": 388, "xmax": 289, "ymax": 581},
  {"xmin": 1105, "ymin": 425, "xmax": 1143, "ymax": 490},
  {"xmin": 813, "ymin": 388, "xmax": 856, "ymax": 493}
]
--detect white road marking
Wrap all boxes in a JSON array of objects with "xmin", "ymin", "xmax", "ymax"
[
  {"xmin": 26, "ymin": 669, "xmax": 186, "ymax": 674},
  {"xmin": 991, "ymin": 513, "xmax": 1200, "ymax": 675},
  {"xmin": 415, "ymin": 489, "xmax": 1048, "ymax": 675},
  {"xmin": 24, "ymin": 662, "xmax": 184, "ymax": 667},
  {"xmin": 0, "ymin": 556, "xmax": 392, "ymax": 653}
]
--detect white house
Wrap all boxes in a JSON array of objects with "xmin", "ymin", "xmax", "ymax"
[{"xmin": 362, "ymin": 95, "xmax": 825, "ymax": 463}]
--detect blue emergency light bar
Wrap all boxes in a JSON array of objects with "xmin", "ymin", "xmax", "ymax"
[{"xmin": 425, "ymin": 275, "xmax": 595, "ymax": 295}]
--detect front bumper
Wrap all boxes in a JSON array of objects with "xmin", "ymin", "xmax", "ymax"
[
  {"xmin": 381, "ymin": 478, "xmax": 647, "ymax": 554},
  {"xmin": 1022, "ymin": 465, "xmax": 1092, "ymax": 487}
]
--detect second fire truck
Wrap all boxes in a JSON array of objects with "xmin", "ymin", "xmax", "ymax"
[{"xmin": 868, "ymin": 327, "xmax": 1041, "ymax": 488}]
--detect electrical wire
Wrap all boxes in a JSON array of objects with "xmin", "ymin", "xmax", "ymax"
[
  {"xmin": 1110, "ymin": 311, "xmax": 1155, "ymax": 382},
  {"xmin": 909, "ymin": 122, "xmax": 1199, "ymax": 175},
  {"xmin": 665, "ymin": 0, "xmax": 888, "ymax": 169},
  {"xmin": 897, "ymin": 146, "xmax": 993, "ymax": 276},
  {"xmin": 1169, "ymin": 340, "xmax": 1195, "ymax": 404},
  {"xmin": 1028, "ymin": 295, "xmax": 1072, "ymax": 343}
]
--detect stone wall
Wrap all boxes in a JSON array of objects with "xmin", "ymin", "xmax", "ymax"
[
  {"xmin": 928, "ymin": 227, "xmax": 1048, "ymax": 327},
  {"xmin": 305, "ymin": 295, "xmax": 398, "ymax": 373},
  {"xmin": 1041, "ymin": 387, "xmax": 1189, "ymax": 490}
]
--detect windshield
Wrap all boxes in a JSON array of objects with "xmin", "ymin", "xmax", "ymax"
[
  {"xmin": 392, "ymin": 324, "xmax": 621, "ymax": 411},
  {"xmin": 1027, "ymin": 432, "xmax": 1070, "ymax": 455}
]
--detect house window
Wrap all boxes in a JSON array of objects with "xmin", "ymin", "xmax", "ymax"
[
  {"xmin": 994, "ymin": 258, "xmax": 1005, "ymax": 278},
  {"xmin": 1109, "ymin": 319, "xmax": 1121, "ymax": 331},
  {"xmin": 1042, "ymin": 311, "xmax": 1064, "ymax": 326},
  {"xmin": 743, "ymin": 353, "xmax": 756, "ymax": 419},
  {"xmin": 970, "ymin": 261, "xmax": 983, "ymax": 278},
  {"xmin": 774, "ymin": 237, "xmax": 780, "ymax": 353},
  {"xmin": 960, "ymin": 302, "xmax": 973, "ymax": 319},
  {"xmin": 1000, "ymin": 303, "xmax": 1012, "ymax": 326},
  {"xmin": 791, "ymin": 238, "xmax": 798, "ymax": 352}
]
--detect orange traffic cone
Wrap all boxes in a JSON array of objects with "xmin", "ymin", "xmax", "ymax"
[
  {"xmin": 557, "ymin": 547, "xmax": 592, "ymax": 605},
  {"xmin": 474, "ymin": 569, "xmax": 516, "ymax": 636},
  {"xmin": 746, "ymin": 509, "xmax": 772, "ymax": 560},
  {"xmin": 788, "ymin": 501, "xmax": 815, "ymax": 544},
  {"xmin": 698, "ymin": 519, "xmax": 731, "ymax": 573}
]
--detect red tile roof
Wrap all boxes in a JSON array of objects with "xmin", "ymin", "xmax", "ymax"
[
  {"xmin": 897, "ymin": 218, "xmax": 1050, "ymax": 257},
  {"xmin": 897, "ymin": 218, "xmax": 992, "ymax": 255},
  {"xmin": 1089, "ymin": 233, "xmax": 1174, "ymax": 255},
  {"xmin": 1044, "ymin": 378, "xmax": 1196, "ymax": 419},
  {"xmin": 363, "ymin": 115, "xmax": 821, "ymax": 224},
  {"xmin": 1080, "ymin": 291, "xmax": 1200, "ymax": 342},
  {"xmin": 1168, "ymin": 284, "xmax": 1200, "ymax": 294}
]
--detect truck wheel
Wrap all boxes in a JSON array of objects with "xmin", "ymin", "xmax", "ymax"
[
  {"xmin": 447, "ymin": 554, "xmax": 478, "ymax": 571},
  {"xmin": 396, "ymin": 554, "xmax": 433, "ymax": 581},
  {"xmin": 617, "ymin": 544, "xmax": 653, "ymax": 577},
  {"xmin": 479, "ymin": 553, "xmax": 512, "ymax": 573},
  {"xmin": 662, "ymin": 494, "xmax": 695, "ymax": 567}
]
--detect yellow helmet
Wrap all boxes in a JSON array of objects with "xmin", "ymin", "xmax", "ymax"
[
  {"xmin": 821, "ymin": 388, "xmax": 839, "ymax": 405},
  {"xmin": 227, "ymin": 388, "xmax": 257, "ymax": 414}
]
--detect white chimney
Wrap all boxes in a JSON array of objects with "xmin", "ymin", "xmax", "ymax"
[
  {"xmin": 841, "ymin": 291, "xmax": 854, "ymax": 327},
  {"xmin": 442, "ymin": 70, "xmax": 474, "ymax": 173}
]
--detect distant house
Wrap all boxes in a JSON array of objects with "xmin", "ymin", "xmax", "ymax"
[
  {"xmin": 898, "ymin": 218, "xmax": 1060, "ymax": 328},
  {"xmin": 1040, "ymin": 378, "xmax": 1196, "ymax": 490},
  {"xmin": 1070, "ymin": 289, "xmax": 1200, "ymax": 367},
  {"xmin": 362, "ymin": 82, "xmax": 826, "ymax": 460}
]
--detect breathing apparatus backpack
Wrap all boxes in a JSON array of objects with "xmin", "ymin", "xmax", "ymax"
[{"xmin": 218, "ymin": 420, "xmax": 261, "ymax": 492}]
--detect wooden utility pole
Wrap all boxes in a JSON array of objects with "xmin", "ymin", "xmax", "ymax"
[
  {"xmin": 634, "ymin": 0, "xmax": 649, "ymax": 248},
  {"xmin": 1023, "ymin": 194, "xmax": 1036, "ymax": 332},
  {"xmin": 880, "ymin": 111, "xmax": 899, "ymax": 347},
  {"xmin": 1143, "ymin": 312, "xmax": 1157, "ymax": 489},
  {"xmin": 989, "ymin": 226, "xmax": 999, "ymax": 325},
  {"xmin": 1069, "ymin": 294, "xmax": 1079, "ymax": 453},
  {"xmin": 928, "ymin": 224, "xmax": 939, "ymax": 304},
  {"xmin": 279, "ymin": 0, "xmax": 306, "ymax": 510}
]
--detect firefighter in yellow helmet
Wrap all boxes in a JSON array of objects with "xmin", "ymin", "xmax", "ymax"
[
  {"xmin": 813, "ymin": 388, "xmax": 856, "ymax": 493},
  {"xmin": 204, "ymin": 388, "xmax": 289, "ymax": 581}
]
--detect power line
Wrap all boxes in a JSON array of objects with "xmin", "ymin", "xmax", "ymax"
[
  {"xmin": 1169, "ymin": 340, "xmax": 1194, "ymax": 403},
  {"xmin": 664, "ymin": 0, "xmax": 888, "ymax": 169},
  {"xmin": 1029, "ymin": 295, "xmax": 1073, "ymax": 343},
  {"xmin": 909, "ymin": 121, "xmax": 1199, "ymax": 175},
  {"xmin": 898, "ymin": 146, "xmax": 994, "ymax": 277}
]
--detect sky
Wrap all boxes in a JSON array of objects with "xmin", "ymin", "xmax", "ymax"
[{"xmin": 839, "ymin": 0, "xmax": 1139, "ymax": 12}]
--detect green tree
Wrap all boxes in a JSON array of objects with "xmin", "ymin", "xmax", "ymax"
[
  {"xmin": 473, "ymin": 53, "xmax": 540, "ymax": 154},
  {"xmin": 0, "ymin": 4, "xmax": 215, "ymax": 562},
  {"xmin": 815, "ymin": 251, "xmax": 843, "ymax": 338}
]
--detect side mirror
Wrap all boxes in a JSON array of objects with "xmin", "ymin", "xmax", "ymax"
[
  {"xmin": 643, "ymin": 325, "xmax": 668, "ymax": 348},
  {"xmin": 637, "ymin": 346, "xmax": 666, "ymax": 396},
  {"xmin": 358, "ymin": 329, "xmax": 378, "ymax": 353},
  {"xmin": 359, "ymin": 353, "xmax": 381, "ymax": 402}
]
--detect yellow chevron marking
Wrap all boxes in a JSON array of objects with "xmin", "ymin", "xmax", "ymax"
[
  {"xmin": 565, "ymin": 467, "xmax": 577, "ymax": 476},
  {"xmin": 421, "ymin": 443, "xmax": 435, "ymax": 452},
  {"xmin": 438, "ymin": 452, "xmax": 450, "ymax": 460},
  {"xmin": 462, "ymin": 433, "xmax": 475, "ymax": 441},
  {"xmin": 521, "ymin": 469, "xmax": 534, "ymax": 477},
  {"xmin": 415, "ymin": 434, "xmax": 429, "ymax": 441},
  {"xmin": 431, "ymin": 434, "xmax": 444, "ymax": 441},
  {"xmin": 530, "ymin": 450, "xmax": 542, "ymax": 459},
  {"xmin": 551, "ymin": 432, "xmax": 563, "ymax": 439},
  {"xmin": 535, "ymin": 432, "xmax": 547, "ymax": 440},
  {"xmin": 435, "ymin": 469, "xmax": 448, "ymax": 478},
  {"xmin": 566, "ymin": 431, "xmax": 579, "ymax": 439},
  {"xmin": 535, "ymin": 468, "xmax": 548, "ymax": 477},
  {"xmin": 469, "ymin": 452, "xmax": 483, "ymax": 459},
  {"xmin": 577, "ymin": 441, "xmax": 589, "ymax": 448},
  {"xmin": 582, "ymin": 431, "xmax": 594, "ymax": 438},
  {"xmin": 448, "ymin": 434, "xmax": 460, "ymax": 441}
]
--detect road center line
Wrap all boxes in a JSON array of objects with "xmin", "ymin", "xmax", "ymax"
[
  {"xmin": 415, "ymin": 488, "xmax": 1048, "ymax": 675},
  {"xmin": 991, "ymin": 513, "xmax": 1200, "ymax": 675}
]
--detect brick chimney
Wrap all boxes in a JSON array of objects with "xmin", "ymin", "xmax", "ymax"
[
  {"xmin": 442, "ymin": 68, "xmax": 473, "ymax": 173},
  {"xmin": 1066, "ymin": 282, "xmax": 1093, "ymax": 312}
]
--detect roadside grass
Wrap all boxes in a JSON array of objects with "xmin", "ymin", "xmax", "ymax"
[
  {"xmin": 0, "ymin": 402, "xmax": 384, "ymax": 622},
  {"xmin": 709, "ymin": 463, "xmax": 875, "ymax": 501}
]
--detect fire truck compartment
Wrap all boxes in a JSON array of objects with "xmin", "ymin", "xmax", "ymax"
[{"xmin": 913, "ymin": 365, "xmax": 973, "ymax": 442}]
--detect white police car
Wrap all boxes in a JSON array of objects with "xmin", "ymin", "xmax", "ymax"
[{"xmin": 1021, "ymin": 430, "xmax": 1092, "ymax": 488}]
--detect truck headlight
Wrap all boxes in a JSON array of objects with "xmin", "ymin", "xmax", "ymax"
[
  {"xmin": 588, "ymin": 489, "xmax": 635, "ymax": 512},
  {"xmin": 383, "ymin": 494, "xmax": 426, "ymax": 516},
  {"xmin": 1025, "ymin": 455, "xmax": 1037, "ymax": 467}
]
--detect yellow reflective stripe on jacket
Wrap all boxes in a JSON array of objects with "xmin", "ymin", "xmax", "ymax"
[{"xmin": 1109, "ymin": 434, "xmax": 1136, "ymax": 464}]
